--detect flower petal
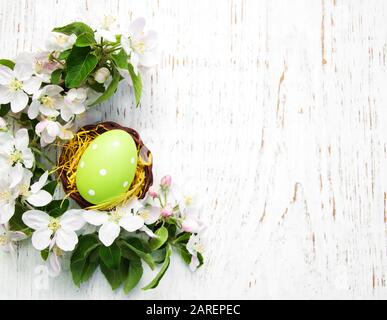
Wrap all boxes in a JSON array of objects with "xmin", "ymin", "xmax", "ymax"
[
  {"xmin": 13, "ymin": 61, "xmax": 33, "ymax": 81},
  {"xmin": 10, "ymin": 90, "xmax": 28, "ymax": 112},
  {"xmin": 99, "ymin": 221, "xmax": 120, "ymax": 247},
  {"xmin": 22, "ymin": 210, "xmax": 49, "ymax": 230},
  {"xmin": 30, "ymin": 171, "xmax": 48, "ymax": 193},
  {"xmin": 0, "ymin": 202, "xmax": 15, "ymax": 224},
  {"xmin": 14, "ymin": 128, "xmax": 29, "ymax": 150},
  {"xmin": 129, "ymin": 18, "xmax": 145, "ymax": 37},
  {"xmin": 60, "ymin": 209, "xmax": 86, "ymax": 231},
  {"xmin": 83, "ymin": 210, "xmax": 109, "ymax": 226},
  {"xmin": 26, "ymin": 190, "xmax": 52, "ymax": 207},
  {"xmin": 119, "ymin": 214, "xmax": 144, "ymax": 232},
  {"xmin": 28, "ymin": 100, "xmax": 40, "ymax": 119},
  {"xmin": 0, "ymin": 65, "xmax": 13, "ymax": 85},
  {"xmin": 55, "ymin": 228, "xmax": 78, "ymax": 251},
  {"xmin": 9, "ymin": 231, "xmax": 27, "ymax": 241},
  {"xmin": 0, "ymin": 86, "xmax": 12, "ymax": 104},
  {"xmin": 21, "ymin": 148, "xmax": 34, "ymax": 168},
  {"xmin": 31, "ymin": 228, "xmax": 53, "ymax": 250},
  {"xmin": 23, "ymin": 76, "xmax": 42, "ymax": 94},
  {"xmin": 47, "ymin": 252, "xmax": 61, "ymax": 277}
]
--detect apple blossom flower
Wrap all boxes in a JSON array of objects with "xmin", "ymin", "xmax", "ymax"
[
  {"xmin": 148, "ymin": 186, "xmax": 158, "ymax": 198},
  {"xmin": 0, "ymin": 164, "xmax": 25, "ymax": 224},
  {"xmin": 94, "ymin": 67, "xmax": 110, "ymax": 84},
  {"xmin": 0, "ymin": 63, "xmax": 42, "ymax": 113},
  {"xmin": 17, "ymin": 52, "xmax": 61, "ymax": 83},
  {"xmin": 95, "ymin": 15, "xmax": 119, "ymax": 43},
  {"xmin": 0, "ymin": 223, "xmax": 27, "ymax": 254},
  {"xmin": 35, "ymin": 119, "xmax": 74, "ymax": 146},
  {"xmin": 47, "ymin": 246, "xmax": 64, "ymax": 277},
  {"xmin": 22, "ymin": 209, "xmax": 86, "ymax": 251},
  {"xmin": 121, "ymin": 18, "xmax": 158, "ymax": 73},
  {"xmin": 161, "ymin": 204, "xmax": 173, "ymax": 218},
  {"xmin": 160, "ymin": 175, "xmax": 172, "ymax": 188},
  {"xmin": 83, "ymin": 200, "xmax": 145, "ymax": 247},
  {"xmin": 28, "ymin": 85, "xmax": 64, "ymax": 119},
  {"xmin": 15, "ymin": 167, "xmax": 52, "ymax": 207},
  {"xmin": 61, "ymin": 88, "xmax": 87, "ymax": 121},
  {"xmin": 46, "ymin": 32, "xmax": 76, "ymax": 52},
  {"xmin": 186, "ymin": 234, "xmax": 204, "ymax": 272},
  {"xmin": 0, "ymin": 128, "xmax": 34, "ymax": 168}
]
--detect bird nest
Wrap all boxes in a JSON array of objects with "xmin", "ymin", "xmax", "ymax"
[{"xmin": 57, "ymin": 121, "xmax": 153, "ymax": 210}]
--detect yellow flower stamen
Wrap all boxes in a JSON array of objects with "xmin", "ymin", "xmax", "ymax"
[
  {"xmin": 41, "ymin": 96, "xmax": 55, "ymax": 108},
  {"xmin": 8, "ymin": 78, "xmax": 23, "ymax": 91},
  {"xmin": 48, "ymin": 218, "xmax": 61, "ymax": 232},
  {"xmin": 0, "ymin": 235, "xmax": 8, "ymax": 246}
]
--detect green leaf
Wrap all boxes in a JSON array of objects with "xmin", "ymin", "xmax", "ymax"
[
  {"xmin": 41, "ymin": 248, "xmax": 49, "ymax": 261},
  {"xmin": 65, "ymin": 46, "xmax": 98, "ymax": 88},
  {"xmin": 58, "ymin": 49, "xmax": 71, "ymax": 60},
  {"xmin": 99, "ymin": 242, "xmax": 121, "ymax": 269},
  {"xmin": 123, "ymin": 257, "xmax": 143, "ymax": 294},
  {"xmin": 47, "ymin": 199, "xmax": 69, "ymax": 218},
  {"xmin": 8, "ymin": 203, "xmax": 31, "ymax": 236},
  {"xmin": 0, "ymin": 59, "xmax": 14, "ymax": 69},
  {"xmin": 89, "ymin": 67, "xmax": 120, "ymax": 106},
  {"xmin": 50, "ymin": 69, "xmax": 62, "ymax": 84},
  {"xmin": 128, "ymin": 63, "xmax": 142, "ymax": 106},
  {"xmin": 175, "ymin": 243, "xmax": 191, "ymax": 265},
  {"xmin": 142, "ymin": 244, "xmax": 172, "ymax": 290},
  {"xmin": 119, "ymin": 239, "xmax": 155, "ymax": 270},
  {"xmin": 53, "ymin": 22, "xmax": 94, "ymax": 36},
  {"xmin": 43, "ymin": 180, "xmax": 58, "ymax": 195},
  {"xmin": 70, "ymin": 234, "xmax": 100, "ymax": 287},
  {"xmin": 149, "ymin": 226, "xmax": 168, "ymax": 250},
  {"xmin": 151, "ymin": 247, "xmax": 167, "ymax": 264},
  {"xmin": 81, "ymin": 249, "xmax": 99, "ymax": 283},
  {"xmin": 197, "ymin": 252, "xmax": 204, "ymax": 268},
  {"xmin": 111, "ymin": 49, "xmax": 128, "ymax": 69},
  {"xmin": 100, "ymin": 258, "xmax": 128, "ymax": 291},
  {"xmin": 76, "ymin": 32, "xmax": 97, "ymax": 47},
  {"xmin": 0, "ymin": 104, "xmax": 10, "ymax": 117},
  {"xmin": 173, "ymin": 232, "xmax": 191, "ymax": 244}
]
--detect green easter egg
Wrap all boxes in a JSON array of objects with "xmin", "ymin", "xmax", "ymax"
[{"xmin": 76, "ymin": 129, "xmax": 138, "ymax": 205}]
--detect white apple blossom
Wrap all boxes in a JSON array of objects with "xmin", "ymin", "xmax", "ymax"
[
  {"xmin": 84, "ymin": 199, "xmax": 149, "ymax": 246},
  {"xmin": 186, "ymin": 234, "xmax": 204, "ymax": 272},
  {"xmin": 0, "ymin": 63, "xmax": 42, "ymax": 112},
  {"xmin": 61, "ymin": 88, "xmax": 87, "ymax": 121},
  {"xmin": 121, "ymin": 18, "xmax": 158, "ymax": 73},
  {"xmin": 17, "ymin": 52, "xmax": 61, "ymax": 83},
  {"xmin": 0, "ymin": 128, "xmax": 34, "ymax": 168},
  {"xmin": 22, "ymin": 209, "xmax": 86, "ymax": 251},
  {"xmin": 35, "ymin": 119, "xmax": 74, "ymax": 146},
  {"xmin": 47, "ymin": 246, "xmax": 64, "ymax": 277},
  {"xmin": 0, "ymin": 223, "xmax": 27, "ymax": 254},
  {"xmin": 94, "ymin": 67, "xmax": 110, "ymax": 84},
  {"xmin": 0, "ymin": 164, "xmax": 25, "ymax": 224},
  {"xmin": 95, "ymin": 15, "xmax": 119, "ymax": 43},
  {"xmin": 28, "ymin": 85, "xmax": 64, "ymax": 119},
  {"xmin": 15, "ymin": 167, "xmax": 52, "ymax": 207},
  {"xmin": 46, "ymin": 32, "xmax": 76, "ymax": 52}
]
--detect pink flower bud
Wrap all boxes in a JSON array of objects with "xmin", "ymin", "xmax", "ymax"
[
  {"xmin": 160, "ymin": 175, "xmax": 172, "ymax": 188},
  {"xmin": 182, "ymin": 217, "xmax": 201, "ymax": 233},
  {"xmin": 148, "ymin": 186, "xmax": 158, "ymax": 198},
  {"xmin": 161, "ymin": 204, "xmax": 173, "ymax": 218}
]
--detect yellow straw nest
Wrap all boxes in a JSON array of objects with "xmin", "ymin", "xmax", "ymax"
[{"xmin": 56, "ymin": 122, "xmax": 153, "ymax": 211}]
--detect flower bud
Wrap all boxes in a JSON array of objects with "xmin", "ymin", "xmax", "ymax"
[
  {"xmin": 160, "ymin": 175, "xmax": 172, "ymax": 188},
  {"xmin": 94, "ymin": 67, "xmax": 110, "ymax": 83},
  {"xmin": 161, "ymin": 204, "xmax": 173, "ymax": 218},
  {"xmin": 148, "ymin": 186, "xmax": 158, "ymax": 198}
]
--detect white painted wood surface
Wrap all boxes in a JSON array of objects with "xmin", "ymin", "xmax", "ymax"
[{"xmin": 0, "ymin": 0, "xmax": 386, "ymax": 300}]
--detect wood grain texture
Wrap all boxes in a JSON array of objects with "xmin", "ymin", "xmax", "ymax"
[{"xmin": 0, "ymin": 0, "xmax": 386, "ymax": 299}]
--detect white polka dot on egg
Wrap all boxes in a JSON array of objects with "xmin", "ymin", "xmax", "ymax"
[
  {"xmin": 88, "ymin": 189, "xmax": 96, "ymax": 196},
  {"xmin": 130, "ymin": 157, "xmax": 135, "ymax": 164},
  {"xmin": 92, "ymin": 144, "xmax": 98, "ymax": 150},
  {"xmin": 123, "ymin": 181, "xmax": 129, "ymax": 188},
  {"xmin": 113, "ymin": 141, "xmax": 120, "ymax": 147},
  {"xmin": 99, "ymin": 169, "xmax": 107, "ymax": 176},
  {"xmin": 80, "ymin": 161, "xmax": 85, "ymax": 168}
]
